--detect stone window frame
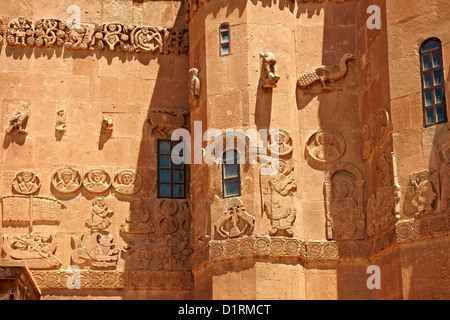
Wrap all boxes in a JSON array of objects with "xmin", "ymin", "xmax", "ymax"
[
  {"xmin": 157, "ymin": 139, "xmax": 187, "ymax": 199},
  {"xmin": 222, "ymin": 149, "xmax": 241, "ymax": 198},
  {"xmin": 219, "ymin": 22, "xmax": 231, "ymax": 56},
  {"xmin": 420, "ymin": 37, "xmax": 448, "ymax": 127}
]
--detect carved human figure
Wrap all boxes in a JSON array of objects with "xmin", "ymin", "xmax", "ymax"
[
  {"xmin": 268, "ymin": 129, "xmax": 293, "ymax": 157},
  {"xmin": 411, "ymin": 171, "xmax": 437, "ymax": 216},
  {"xmin": 83, "ymin": 169, "xmax": 111, "ymax": 193},
  {"xmin": 55, "ymin": 109, "xmax": 66, "ymax": 133},
  {"xmin": 101, "ymin": 115, "xmax": 113, "ymax": 134},
  {"xmin": 329, "ymin": 176, "xmax": 364, "ymax": 239},
  {"xmin": 5, "ymin": 106, "xmax": 29, "ymax": 135},
  {"xmin": 120, "ymin": 197, "xmax": 155, "ymax": 234},
  {"xmin": 361, "ymin": 124, "xmax": 374, "ymax": 160},
  {"xmin": 188, "ymin": 68, "xmax": 200, "ymax": 108},
  {"xmin": 307, "ymin": 130, "xmax": 345, "ymax": 163},
  {"xmin": 2, "ymin": 233, "xmax": 61, "ymax": 269},
  {"xmin": 112, "ymin": 169, "xmax": 141, "ymax": 195},
  {"xmin": 373, "ymin": 108, "xmax": 390, "ymax": 146},
  {"xmin": 215, "ymin": 199, "xmax": 255, "ymax": 239},
  {"xmin": 260, "ymin": 52, "xmax": 280, "ymax": 89},
  {"xmin": 86, "ymin": 197, "xmax": 114, "ymax": 233},
  {"xmin": 71, "ymin": 233, "xmax": 119, "ymax": 268},
  {"xmin": 52, "ymin": 167, "xmax": 82, "ymax": 193},
  {"xmin": 12, "ymin": 171, "xmax": 41, "ymax": 195},
  {"xmin": 261, "ymin": 160, "xmax": 297, "ymax": 236}
]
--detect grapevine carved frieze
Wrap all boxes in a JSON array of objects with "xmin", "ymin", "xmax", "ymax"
[{"xmin": 2, "ymin": 17, "xmax": 188, "ymax": 55}]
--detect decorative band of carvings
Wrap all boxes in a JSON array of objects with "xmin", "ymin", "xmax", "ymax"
[
  {"xmin": 368, "ymin": 212, "xmax": 450, "ymax": 258},
  {"xmin": 192, "ymin": 213, "xmax": 450, "ymax": 271},
  {"xmin": 191, "ymin": 235, "xmax": 368, "ymax": 271},
  {"xmin": 0, "ymin": 17, "xmax": 188, "ymax": 55},
  {"xmin": 31, "ymin": 270, "xmax": 194, "ymax": 291}
]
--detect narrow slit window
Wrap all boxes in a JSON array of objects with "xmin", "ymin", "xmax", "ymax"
[
  {"xmin": 222, "ymin": 150, "xmax": 240, "ymax": 198},
  {"xmin": 219, "ymin": 23, "xmax": 230, "ymax": 56},
  {"xmin": 420, "ymin": 38, "xmax": 447, "ymax": 127},
  {"xmin": 157, "ymin": 140, "xmax": 186, "ymax": 198}
]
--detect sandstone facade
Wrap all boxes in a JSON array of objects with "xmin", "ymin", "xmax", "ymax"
[{"xmin": 0, "ymin": 0, "xmax": 448, "ymax": 300}]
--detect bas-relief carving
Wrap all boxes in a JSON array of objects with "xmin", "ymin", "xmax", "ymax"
[
  {"xmin": 361, "ymin": 124, "xmax": 374, "ymax": 160},
  {"xmin": 71, "ymin": 197, "xmax": 119, "ymax": 269},
  {"xmin": 0, "ymin": 18, "xmax": 5, "ymax": 44},
  {"xmin": 404, "ymin": 171, "xmax": 438, "ymax": 217},
  {"xmin": 260, "ymin": 52, "xmax": 280, "ymax": 89},
  {"xmin": 3, "ymin": 17, "xmax": 189, "ymax": 55},
  {"xmin": 214, "ymin": 198, "xmax": 255, "ymax": 239},
  {"xmin": 83, "ymin": 169, "xmax": 111, "ymax": 194},
  {"xmin": 306, "ymin": 129, "xmax": 345, "ymax": 163},
  {"xmin": 261, "ymin": 159, "xmax": 297, "ymax": 237},
  {"xmin": 52, "ymin": 167, "xmax": 82, "ymax": 194},
  {"xmin": 324, "ymin": 165, "xmax": 365, "ymax": 240},
  {"xmin": 148, "ymin": 107, "xmax": 189, "ymax": 138},
  {"xmin": 297, "ymin": 53, "xmax": 355, "ymax": 91},
  {"xmin": 112, "ymin": 169, "xmax": 141, "ymax": 195},
  {"xmin": 1, "ymin": 233, "xmax": 61, "ymax": 269},
  {"xmin": 361, "ymin": 108, "xmax": 391, "ymax": 161},
  {"xmin": 101, "ymin": 115, "xmax": 113, "ymax": 135},
  {"xmin": 268, "ymin": 129, "xmax": 293, "ymax": 157},
  {"xmin": 188, "ymin": 68, "xmax": 200, "ymax": 108},
  {"xmin": 55, "ymin": 109, "xmax": 66, "ymax": 133},
  {"xmin": 6, "ymin": 17, "xmax": 35, "ymax": 47},
  {"xmin": 120, "ymin": 199, "xmax": 193, "ymax": 271},
  {"xmin": 35, "ymin": 19, "xmax": 66, "ymax": 48},
  {"xmin": 366, "ymin": 153, "xmax": 400, "ymax": 237},
  {"xmin": 12, "ymin": 171, "xmax": 41, "ymax": 195},
  {"xmin": 5, "ymin": 105, "xmax": 29, "ymax": 135}
]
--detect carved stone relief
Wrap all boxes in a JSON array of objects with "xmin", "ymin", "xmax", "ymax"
[
  {"xmin": 55, "ymin": 109, "xmax": 66, "ymax": 133},
  {"xmin": 404, "ymin": 171, "xmax": 438, "ymax": 217},
  {"xmin": 148, "ymin": 107, "xmax": 189, "ymax": 138},
  {"xmin": 0, "ymin": 18, "xmax": 5, "ymax": 44},
  {"xmin": 260, "ymin": 52, "xmax": 280, "ymax": 89},
  {"xmin": 112, "ymin": 169, "xmax": 141, "ymax": 195},
  {"xmin": 261, "ymin": 159, "xmax": 297, "ymax": 236},
  {"xmin": 214, "ymin": 198, "xmax": 255, "ymax": 239},
  {"xmin": 268, "ymin": 129, "xmax": 293, "ymax": 157},
  {"xmin": 101, "ymin": 115, "xmax": 113, "ymax": 135},
  {"xmin": 297, "ymin": 53, "xmax": 355, "ymax": 91},
  {"xmin": 5, "ymin": 105, "xmax": 29, "ymax": 135},
  {"xmin": 12, "ymin": 171, "xmax": 41, "ymax": 195},
  {"xmin": 6, "ymin": 17, "xmax": 35, "ymax": 47},
  {"xmin": 366, "ymin": 153, "xmax": 400, "ymax": 237},
  {"xmin": 1, "ymin": 233, "xmax": 61, "ymax": 269},
  {"xmin": 2, "ymin": 17, "xmax": 188, "ymax": 54},
  {"xmin": 83, "ymin": 169, "xmax": 111, "ymax": 194},
  {"xmin": 120, "ymin": 197, "xmax": 154, "ymax": 235},
  {"xmin": 324, "ymin": 164, "xmax": 365, "ymax": 240},
  {"xmin": 306, "ymin": 129, "xmax": 345, "ymax": 163},
  {"xmin": 372, "ymin": 108, "xmax": 391, "ymax": 146},
  {"xmin": 71, "ymin": 197, "xmax": 119, "ymax": 269},
  {"xmin": 188, "ymin": 68, "xmax": 200, "ymax": 108},
  {"xmin": 52, "ymin": 167, "xmax": 82, "ymax": 194},
  {"xmin": 361, "ymin": 124, "xmax": 374, "ymax": 160},
  {"xmin": 434, "ymin": 124, "xmax": 450, "ymax": 211}
]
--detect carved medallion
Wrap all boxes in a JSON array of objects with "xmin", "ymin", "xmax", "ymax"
[
  {"xmin": 112, "ymin": 169, "xmax": 141, "ymax": 195},
  {"xmin": 372, "ymin": 108, "xmax": 390, "ymax": 146},
  {"xmin": 52, "ymin": 167, "xmax": 82, "ymax": 194},
  {"xmin": 268, "ymin": 129, "xmax": 293, "ymax": 157},
  {"xmin": 157, "ymin": 199, "xmax": 178, "ymax": 234},
  {"xmin": 130, "ymin": 26, "xmax": 163, "ymax": 53},
  {"xmin": 306, "ymin": 129, "xmax": 345, "ymax": 163},
  {"xmin": 83, "ymin": 169, "xmax": 111, "ymax": 194},
  {"xmin": 12, "ymin": 171, "xmax": 41, "ymax": 195}
]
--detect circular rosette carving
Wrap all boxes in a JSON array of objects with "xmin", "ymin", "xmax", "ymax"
[
  {"xmin": 306, "ymin": 129, "xmax": 345, "ymax": 163},
  {"xmin": 373, "ymin": 108, "xmax": 390, "ymax": 146},
  {"xmin": 306, "ymin": 242, "xmax": 323, "ymax": 259},
  {"xmin": 12, "ymin": 171, "xmax": 41, "ymax": 195},
  {"xmin": 112, "ymin": 169, "xmax": 141, "ymax": 195},
  {"xmin": 254, "ymin": 237, "xmax": 271, "ymax": 255},
  {"xmin": 268, "ymin": 129, "xmax": 293, "ymax": 157},
  {"xmin": 52, "ymin": 167, "xmax": 82, "ymax": 194},
  {"xmin": 429, "ymin": 217, "xmax": 447, "ymax": 233},
  {"xmin": 131, "ymin": 26, "xmax": 163, "ymax": 53},
  {"xmin": 396, "ymin": 221, "xmax": 418, "ymax": 241},
  {"xmin": 159, "ymin": 199, "xmax": 178, "ymax": 216},
  {"xmin": 322, "ymin": 243, "xmax": 338, "ymax": 259},
  {"xmin": 224, "ymin": 240, "xmax": 240, "ymax": 257},
  {"xmin": 239, "ymin": 237, "xmax": 255, "ymax": 256},
  {"xmin": 209, "ymin": 242, "xmax": 225, "ymax": 259},
  {"xmin": 285, "ymin": 239, "xmax": 301, "ymax": 256},
  {"xmin": 83, "ymin": 169, "xmax": 111, "ymax": 194}
]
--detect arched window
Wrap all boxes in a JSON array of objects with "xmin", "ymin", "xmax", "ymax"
[
  {"xmin": 420, "ymin": 38, "xmax": 447, "ymax": 126},
  {"xmin": 219, "ymin": 23, "xmax": 230, "ymax": 56},
  {"xmin": 222, "ymin": 150, "xmax": 240, "ymax": 198}
]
